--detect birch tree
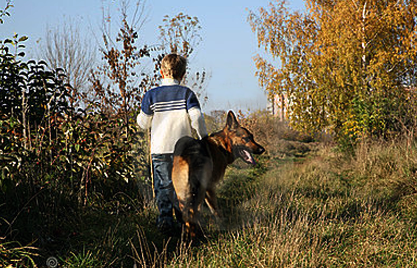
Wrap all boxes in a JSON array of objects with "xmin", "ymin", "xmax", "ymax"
[{"xmin": 249, "ymin": 0, "xmax": 417, "ymax": 142}]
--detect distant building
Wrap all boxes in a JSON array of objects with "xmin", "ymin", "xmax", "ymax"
[
  {"xmin": 268, "ymin": 93, "xmax": 288, "ymax": 121},
  {"xmin": 268, "ymin": 86, "xmax": 416, "ymax": 122}
]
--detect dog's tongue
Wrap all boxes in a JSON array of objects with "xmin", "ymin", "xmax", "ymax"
[{"xmin": 242, "ymin": 149, "xmax": 256, "ymax": 165}]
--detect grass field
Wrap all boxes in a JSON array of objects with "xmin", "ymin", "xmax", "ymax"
[
  {"xmin": 131, "ymin": 137, "xmax": 417, "ymax": 267},
  {"xmin": 3, "ymin": 129, "xmax": 417, "ymax": 267}
]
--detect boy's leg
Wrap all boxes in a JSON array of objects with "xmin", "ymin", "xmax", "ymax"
[{"xmin": 152, "ymin": 154, "xmax": 176, "ymax": 230}]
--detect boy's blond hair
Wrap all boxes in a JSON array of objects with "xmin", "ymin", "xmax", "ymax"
[{"xmin": 161, "ymin": 53, "xmax": 187, "ymax": 81}]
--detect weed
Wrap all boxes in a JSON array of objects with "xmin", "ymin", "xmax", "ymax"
[{"xmin": 0, "ymin": 238, "xmax": 38, "ymax": 267}]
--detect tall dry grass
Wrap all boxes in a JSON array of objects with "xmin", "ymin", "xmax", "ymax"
[
  {"xmin": 130, "ymin": 134, "xmax": 417, "ymax": 267},
  {"xmin": 20, "ymin": 111, "xmax": 417, "ymax": 267}
]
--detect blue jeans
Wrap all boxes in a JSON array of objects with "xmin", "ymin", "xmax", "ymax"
[{"xmin": 152, "ymin": 154, "xmax": 179, "ymax": 228}]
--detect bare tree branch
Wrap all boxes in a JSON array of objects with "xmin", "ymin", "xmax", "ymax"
[{"xmin": 37, "ymin": 18, "xmax": 97, "ymax": 105}]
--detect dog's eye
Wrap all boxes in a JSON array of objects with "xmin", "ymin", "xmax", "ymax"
[{"xmin": 243, "ymin": 137, "xmax": 251, "ymax": 143}]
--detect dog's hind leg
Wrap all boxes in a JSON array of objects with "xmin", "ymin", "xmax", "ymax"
[
  {"xmin": 172, "ymin": 156, "xmax": 191, "ymax": 224},
  {"xmin": 205, "ymin": 188, "xmax": 221, "ymax": 218},
  {"xmin": 187, "ymin": 175, "xmax": 207, "ymax": 237}
]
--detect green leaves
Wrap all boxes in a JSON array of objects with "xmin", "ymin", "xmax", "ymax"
[
  {"xmin": 0, "ymin": 1, "xmax": 13, "ymax": 24},
  {"xmin": 18, "ymin": 36, "xmax": 28, "ymax": 42},
  {"xmin": 0, "ymin": 30, "xmax": 148, "ymax": 203}
]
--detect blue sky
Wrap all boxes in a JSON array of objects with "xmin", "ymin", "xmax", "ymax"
[{"xmin": 0, "ymin": 0, "xmax": 305, "ymax": 112}]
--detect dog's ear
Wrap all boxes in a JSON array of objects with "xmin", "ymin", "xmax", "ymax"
[{"xmin": 226, "ymin": 111, "xmax": 239, "ymax": 131}]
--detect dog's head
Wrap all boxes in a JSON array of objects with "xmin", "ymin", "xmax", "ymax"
[{"xmin": 224, "ymin": 111, "xmax": 265, "ymax": 165}]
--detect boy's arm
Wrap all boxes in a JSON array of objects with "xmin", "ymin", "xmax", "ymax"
[
  {"xmin": 137, "ymin": 112, "xmax": 152, "ymax": 130},
  {"xmin": 189, "ymin": 107, "xmax": 208, "ymax": 139},
  {"xmin": 137, "ymin": 93, "xmax": 153, "ymax": 130},
  {"xmin": 187, "ymin": 90, "xmax": 208, "ymax": 139}
]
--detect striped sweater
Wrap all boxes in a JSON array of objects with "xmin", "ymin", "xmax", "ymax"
[{"xmin": 137, "ymin": 78, "xmax": 208, "ymax": 154}]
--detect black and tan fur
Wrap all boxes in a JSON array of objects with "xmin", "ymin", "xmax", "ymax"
[{"xmin": 172, "ymin": 111, "xmax": 265, "ymax": 237}]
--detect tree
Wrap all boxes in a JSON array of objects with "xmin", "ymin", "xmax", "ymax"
[
  {"xmin": 37, "ymin": 19, "xmax": 96, "ymax": 107},
  {"xmin": 249, "ymin": 0, "xmax": 417, "ymax": 142},
  {"xmin": 87, "ymin": 0, "xmax": 155, "ymax": 140},
  {"xmin": 158, "ymin": 13, "xmax": 209, "ymax": 105},
  {"xmin": 158, "ymin": 12, "xmax": 202, "ymax": 57},
  {"xmin": 90, "ymin": 5, "xmax": 209, "ymax": 121}
]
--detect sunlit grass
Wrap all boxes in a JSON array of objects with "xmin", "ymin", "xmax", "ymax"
[
  {"xmin": 149, "ymin": 137, "xmax": 417, "ymax": 267},
  {"xmin": 4, "ymin": 122, "xmax": 417, "ymax": 267}
]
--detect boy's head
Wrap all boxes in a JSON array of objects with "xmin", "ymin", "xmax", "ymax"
[{"xmin": 160, "ymin": 53, "xmax": 187, "ymax": 81}]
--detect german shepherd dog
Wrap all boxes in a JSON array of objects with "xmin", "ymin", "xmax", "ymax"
[{"xmin": 172, "ymin": 111, "xmax": 265, "ymax": 237}]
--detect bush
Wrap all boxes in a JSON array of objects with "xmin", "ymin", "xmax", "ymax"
[{"xmin": 0, "ymin": 17, "xmax": 149, "ymax": 265}]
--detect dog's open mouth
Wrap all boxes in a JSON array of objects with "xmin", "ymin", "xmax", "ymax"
[{"xmin": 238, "ymin": 148, "xmax": 256, "ymax": 165}]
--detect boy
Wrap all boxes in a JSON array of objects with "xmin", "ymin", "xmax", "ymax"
[{"xmin": 137, "ymin": 53, "xmax": 208, "ymax": 232}]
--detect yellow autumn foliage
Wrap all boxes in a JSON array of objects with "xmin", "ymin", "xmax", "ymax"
[{"xmin": 249, "ymin": 0, "xmax": 417, "ymax": 142}]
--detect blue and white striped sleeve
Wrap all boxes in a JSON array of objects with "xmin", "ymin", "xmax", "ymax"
[
  {"xmin": 187, "ymin": 90, "xmax": 208, "ymax": 139},
  {"xmin": 137, "ymin": 92, "xmax": 153, "ymax": 130}
]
